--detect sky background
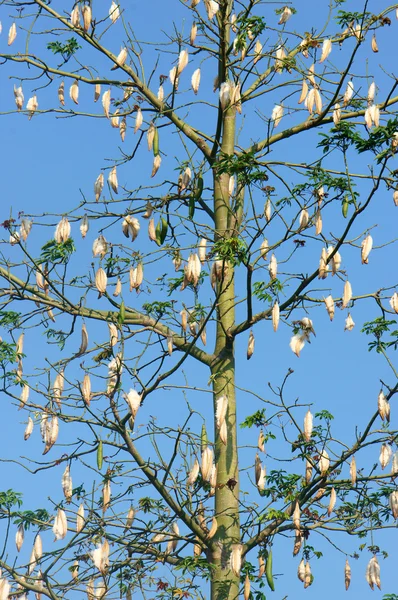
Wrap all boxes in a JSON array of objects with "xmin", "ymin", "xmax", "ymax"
[{"xmin": 0, "ymin": 0, "xmax": 398, "ymax": 598}]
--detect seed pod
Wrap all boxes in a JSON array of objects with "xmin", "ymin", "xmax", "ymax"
[
  {"xmin": 102, "ymin": 89, "xmax": 111, "ymax": 119},
  {"xmin": 79, "ymin": 214, "xmax": 89, "ymax": 239},
  {"xmin": 43, "ymin": 415, "xmax": 59, "ymax": 454},
  {"xmin": 26, "ymin": 95, "xmax": 39, "ymax": 118},
  {"xmin": 320, "ymin": 38, "xmax": 332, "ymax": 62},
  {"xmin": 319, "ymin": 450, "xmax": 330, "ymax": 475},
  {"xmin": 330, "ymin": 248, "xmax": 342, "ymax": 275},
  {"xmin": 134, "ymin": 107, "xmax": 143, "ymax": 134},
  {"xmin": 15, "ymin": 523, "xmax": 24, "ymax": 552},
  {"xmin": 206, "ymin": 517, "xmax": 218, "ymax": 540},
  {"xmin": 70, "ymin": 5, "xmax": 80, "ymax": 27},
  {"xmin": 264, "ymin": 198, "xmax": 272, "ymax": 222},
  {"xmin": 14, "ymin": 85, "xmax": 24, "ymax": 111},
  {"xmin": 333, "ymin": 103, "xmax": 341, "ymax": 125},
  {"xmin": 33, "ymin": 533, "xmax": 42, "ymax": 560},
  {"xmin": 390, "ymin": 292, "xmax": 398, "ymax": 314},
  {"xmin": 366, "ymin": 556, "xmax": 381, "ymax": 590},
  {"xmin": 94, "ymin": 173, "xmax": 104, "ymax": 202},
  {"xmin": 322, "ymin": 295, "xmax": 334, "ymax": 321},
  {"xmin": 392, "ymin": 452, "xmax": 398, "ymax": 474},
  {"xmin": 298, "ymin": 559, "xmax": 305, "ymax": 582},
  {"xmin": 305, "ymin": 458, "xmax": 312, "ymax": 484},
  {"xmin": 278, "ymin": 5, "xmax": 292, "ymax": 24},
  {"xmin": 151, "ymin": 154, "xmax": 161, "ymax": 177},
  {"xmin": 187, "ymin": 458, "xmax": 200, "ymax": 486},
  {"xmin": 378, "ymin": 390, "xmax": 390, "ymax": 422},
  {"xmin": 8, "ymin": 22, "xmax": 17, "ymax": 46},
  {"xmin": 343, "ymin": 79, "xmax": 354, "ymax": 106},
  {"xmin": 109, "ymin": 1, "xmax": 120, "ymax": 23},
  {"xmin": 92, "ymin": 234, "xmax": 108, "ymax": 259},
  {"xmin": 206, "ymin": 0, "xmax": 219, "ymax": 20},
  {"xmin": 92, "ymin": 540, "xmax": 109, "ymax": 574},
  {"xmin": 119, "ymin": 117, "xmax": 127, "ymax": 141},
  {"xmin": 157, "ymin": 84, "xmax": 164, "ymax": 103},
  {"xmin": 216, "ymin": 395, "xmax": 228, "ymax": 430},
  {"xmin": 298, "ymin": 79, "xmax": 308, "ymax": 104},
  {"xmin": 292, "ymin": 500, "xmax": 301, "ymax": 529},
  {"xmin": 55, "ymin": 217, "xmax": 71, "ymax": 243},
  {"xmin": 243, "ymin": 573, "xmax": 250, "ymax": 600},
  {"xmin": 95, "ymin": 268, "xmax": 107, "ymax": 295},
  {"xmin": 260, "ymin": 238, "xmax": 269, "ymax": 260},
  {"xmin": 81, "ymin": 5, "xmax": 92, "ymax": 32},
  {"xmin": 247, "ymin": 330, "xmax": 255, "ymax": 360},
  {"xmin": 110, "ymin": 111, "xmax": 120, "ymax": 128},
  {"xmin": 258, "ymin": 555, "xmax": 265, "ymax": 577},
  {"xmin": 371, "ymin": 33, "xmax": 378, "ymax": 52},
  {"xmin": 350, "ymin": 456, "xmax": 357, "ymax": 486},
  {"xmin": 254, "ymin": 39, "xmax": 262, "ymax": 64},
  {"xmin": 271, "ymin": 104, "xmax": 283, "ymax": 127},
  {"xmin": 62, "ymin": 465, "xmax": 73, "ymax": 503},
  {"xmin": 108, "ymin": 166, "xmax": 118, "ymax": 194},
  {"xmin": 229, "ymin": 544, "xmax": 243, "ymax": 576},
  {"xmin": 112, "ymin": 47, "xmax": 128, "ymax": 70},
  {"xmin": 304, "ymin": 561, "xmax": 312, "ymax": 589},
  {"xmin": 269, "ymin": 254, "xmax": 277, "ymax": 280},
  {"xmin": 178, "ymin": 49, "xmax": 189, "ymax": 74},
  {"xmin": 123, "ymin": 389, "xmax": 141, "ymax": 418},
  {"xmin": 293, "ymin": 529, "xmax": 302, "ymax": 556},
  {"xmin": 361, "ymin": 234, "xmax": 373, "ymax": 264},
  {"xmin": 69, "ymin": 80, "xmax": 79, "ymax": 105},
  {"xmin": 124, "ymin": 506, "xmax": 135, "ymax": 531},
  {"xmin": 344, "ymin": 313, "xmax": 355, "ymax": 331},
  {"xmin": 77, "ymin": 324, "xmax": 88, "ymax": 356},
  {"xmin": 76, "ymin": 503, "xmax": 85, "ymax": 533},
  {"xmin": 303, "ymin": 410, "xmax": 313, "ymax": 441},
  {"xmin": 56, "ymin": 81, "xmax": 65, "ymax": 107},
  {"xmin": 219, "ymin": 82, "xmax": 231, "ymax": 110},
  {"xmin": 53, "ymin": 369, "xmax": 65, "ymax": 408},
  {"xmin": 24, "ymin": 417, "xmax": 34, "ymax": 441},
  {"xmin": 342, "ymin": 280, "xmax": 352, "ymax": 309},
  {"xmin": 328, "ymin": 487, "xmax": 336, "ymax": 516},
  {"xmin": 53, "ymin": 508, "xmax": 67, "ymax": 541},
  {"xmin": 289, "ymin": 333, "xmax": 308, "ymax": 358},
  {"xmin": 389, "ymin": 490, "xmax": 398, "ymax": 518},
  {"xmin": 379, "ymin": 443, "xmax": 392, "ymax": 470},
  {"xmin": 345, "ymin": 559, "xmax": 351, "ymax": 590},
  {"xmin": 257, "ymin": 430, "xmax": 265, "ymax": 453},
  {"xmin": 271, "ymin": 301, "xmax": 280, "ymax": 332},
  {"xmin": 103, "ymin": 480, "xmax": 111, "ymax": 513},
  {"xmin": 190, "ymin": 22, "xmax": 197, "ymax": 45},
  {"xmin": 201, "ymin": 446, "xmax": 213, "ymax": 482},
  {"xmin": 82, "ymin": 373, "xmax": 91, "ymax": 406}
]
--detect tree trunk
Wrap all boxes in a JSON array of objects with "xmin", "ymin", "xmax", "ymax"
[{"xmin": 210, "ymin": 100, "xmax": 240, "ymax": 599}]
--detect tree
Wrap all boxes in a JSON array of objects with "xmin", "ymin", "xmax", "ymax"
[{"xmin": 1, "ymin": 0, "xmax": 398, "ymax": 598}]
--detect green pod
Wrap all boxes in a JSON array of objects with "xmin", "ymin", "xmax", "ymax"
[
  {"xmin": 188, "ymin": 196, "xmax": 195, "ymax": 220},
  {"xmin": 118, "ymin": 300, "xmax": 125, "ymax": 324},
  {"xmin": 342, "ymin": 197, "xmax": 349, "ymax": 218},
  {"xmin": 155, "ymin": 217, "xmax": 168, "ymax": 246},
  {"xmin": 97, "ymin": 440, "xmax": 103, "ymax": 471},
  {"xmin": 265, "ymin": 550, "xmax": 275, "ymax": 591},
  {"xmin": 194, "ymin": 175, "xmax": 204, "ymax": 201},
  {"xmin": 153, "ymin": 127, "xmax": 159, "ymax": 156},
  {"xmin": 201, "ymin": 424, "xmax": 208, "ymax": 453}
]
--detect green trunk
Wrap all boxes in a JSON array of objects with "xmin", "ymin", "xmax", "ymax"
[{"xmin": 210, "ymin": 99, "xmax": 240, "ymax": 599}]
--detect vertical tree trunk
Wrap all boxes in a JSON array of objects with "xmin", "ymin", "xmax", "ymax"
[{"xmin": 210, "ymin": 99, "xmax": 240, "ymax": 599}]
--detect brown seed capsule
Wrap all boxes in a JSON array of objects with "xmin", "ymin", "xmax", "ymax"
[
  {"xmin": 95, "ymin": 268, "xmax": 107, "ymax": 295},
  {"xmin": 94, "ymin": 173, "xmax": 104, "ymax": 202},
  {"xmin": 293, "ymin": 529, "xmax": 302, "ymax": 556},
  {"xmin": 244, "ymin": 574, "xmax": 250, "ymax": 600},
  {"xmin": 81, "ymin": 5, "xmax": 92, "ymax": 32},
  {"xmin": 379, "ymin": 443, "xmax": 392, "ymax": 470},
  {"xmin": 108, "ymin": 166, "xmax": 118, "ymax": 194},
  {"xmin": 247, "ymin": 330, "xmax": 255, "ymax": 360},
  {"xmin": 327, "ymin": 487, "xmax": 336, "ymax": 516},
  {"xmin": 69, "ymin": 80, "xmax": 79, "ymax": 105},
  {"xmin": 345, "ymin": 558, "xmax": 351, "ymax": 590},
  {"xmin": 304, "ymin": 561, "xmax": 312, "ymax": 588},
  {"xmin": 8, "ymin": 23, "xmax": 17, "ymax": 46},
  {"xmin": 371, "ymin": 33, "xmax": 378, "ymax": 52},
  {"xmin": 292, "ymin": 500, "xmax": 301, "ymax": 529},
  {"xmin": 389, "ymin": 490, "xmax": 398, "ymax": 518},
  {"xmin": 378, "ymin": 390, "xmax": 390, "ymax": 422},
  {"xmin": 305, "ymin": 459, "xmax": 312, "ymax": 484},
  {"xmin": 58, "ymin": 81, "xmax": 65, "ymax": 106},
  {"xmin": 82, "ymin": 373, "xmax": 91, "ymax": 406},
  {"xmin": 79, "ymin": 323, "xmax": 89, "ymax": 354},
  {"xmin": 298, "ymin": 559, "xmax": 305, "ymax": 582},
  {"xmin": 303, "ymin": 409, "xmax": 313, "ymax": 442},
  {"xmin": 350, "ymin": 456, "xmax": 357, "ymax": 486},
  {"xmin": 24, "ymin": 417, "xmax": 34, "ymax": 441},
  {"xmin": 342, "ymin": 280, "xmax": 352, "ymax": 309}
]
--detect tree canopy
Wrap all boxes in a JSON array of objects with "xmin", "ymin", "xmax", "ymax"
[{"xmin": 1, "ymin": 1, "xmax": 398, "ymax": 599}]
